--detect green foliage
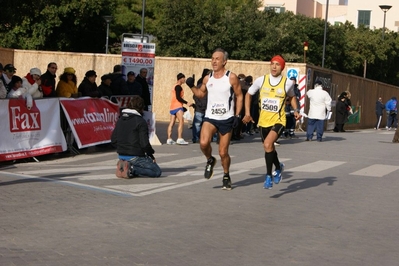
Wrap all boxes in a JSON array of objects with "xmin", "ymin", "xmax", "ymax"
[{"xmin": 0, "ymin": 0, "xmax": 398, "ymax": 85}]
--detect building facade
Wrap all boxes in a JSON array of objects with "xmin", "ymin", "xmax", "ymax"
[{"xmin": 261, "ymin": 0, "xmax": 398, "ymax": 32}]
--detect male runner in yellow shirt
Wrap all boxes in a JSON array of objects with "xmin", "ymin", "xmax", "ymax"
[{"xmin": 243, "ymin": 55, "xmax": 301, "ymax": 189}]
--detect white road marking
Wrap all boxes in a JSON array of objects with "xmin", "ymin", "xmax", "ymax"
[
  {"xmin": 289, "ymin": 160, "xmax": 346, "ymax": 172},
  {"xmin": 350, "ymin": 164, "xmax": 399, "ymax": 177}
]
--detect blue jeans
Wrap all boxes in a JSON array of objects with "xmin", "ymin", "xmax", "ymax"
[
  {"xmin": 306, "ymin": 119, "xmax": 325, "ymax": 141},
  {"xmin": 192, "ymin": 111, "xmax": 217, "ymax": 143},
  {"xmin": 129, "ymin": 156, "xmax": 162, "ymax": 177},
  {"xmin": 192, "ymin": 111, "xmax": 204, "ymax": 143}
]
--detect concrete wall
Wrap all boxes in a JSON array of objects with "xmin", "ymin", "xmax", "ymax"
[
  {"xmin": 0, "ymin": 47, "xmax": 306, "ymax": 122},
  {"xmin": 1, "ymin": 47, "xmax": 398, "ymax": 128}
]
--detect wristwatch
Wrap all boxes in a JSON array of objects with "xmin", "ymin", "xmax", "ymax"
[{"xmin": 294, "ymin": 109, "xmax": 300, "ymax": 113}]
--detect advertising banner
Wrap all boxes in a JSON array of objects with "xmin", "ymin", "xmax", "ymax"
[
  {"xmin": 0, "ymin": 98, "xmax": 67, "ymax": 161},
  {"xmin": 121, "ymin": 41, "xmax": 156, "ymax": 111},
  {"xmin": 59, "ymin": 97, "xmax": 119, "ymax": 149}
]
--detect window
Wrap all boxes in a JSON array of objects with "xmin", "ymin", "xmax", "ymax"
[
  {"xmin": 265, "ymin": 6, "xmax": 286, "ymax": 13},
  {"xmin": 358, "ymin": 10, "xmax": 371, "ymax": 28}
]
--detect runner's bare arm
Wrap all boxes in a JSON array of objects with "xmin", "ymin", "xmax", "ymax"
[
  {"xmin": 230, "ymin": 73, "xmax": 243, "ymax": 116},
  {"xmin": 186, "ymin": 75, "xmax": 208, "ymax": 99}
]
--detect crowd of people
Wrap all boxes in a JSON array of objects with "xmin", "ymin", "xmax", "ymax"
[{"xmin": 0, "ymin": 62, "xmax": 152, "ymax": 110}]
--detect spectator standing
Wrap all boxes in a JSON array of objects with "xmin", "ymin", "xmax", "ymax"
[
  {"xmin": 1, "ymin": 64, "xmax": 17, "ymax": 93},
  {"xmin": 283, "ymin": 98, "xmax": 296, "ymax": 138},
  {"xmin": 386, "ymin": 96, "xmax": 398, "ymax": 130},
  {"xmin": 305, "ymin": 79, "xmax": 332, "ymax": 141},
  {"xmin": 186, "ymin": 48, "xmax": 243, "ymax": 190},
  {"xmin": 111, "ymin": 95, "xmax": 162, "ymax": 178},
  {"xmin": 41, "ymin": 62, "xmax": 57, "ymax": 97},
  {"xmin": 135, "ymin": 68, "xmax": 151, "ymax": 111},
  {"xmin": 333, "ymin": 92, "xmax": 349, "ymax": 132},
  {"xmin": 56, "ymin": 67, "xmax": 79, "ymax": 98},
  {"xmin": 22, "ymin": 67, "xmax": 43, "ymax": 98},
  {"xmin": 166, "ymin": 73, "xmax": 192, "ymax": 145},
  {"xmin": 78, "ymin": 70, "xmax": 100, "ymax": 98},
  {"xmin": 232, "ymin": 74, "xmax": 247, "ymax": 140},
  {"xmin": 0, "ymin": 63, "xmax": 6, "ymax": 98},
  {"xmin": 110, "ymin": 65, "xmax": 128, "ymax": 95},
  {"xmin": 126, "ymin": 71, "xmax": 143, "ymax": 96},
  {"xmin": 192, "ymin": 68, "xmax": 214, "ymax": 143},
  {"xmin": 243, "ymin": 55, "xmax": 300, "ymax": 189},
  {"xmin": 98, "ymin": 74, "xmax": 113, "ymax": 99},
  {"xmin": 374, "ymin": 97, "xmax": 385, "ymax": 130},
  {"xmin": 242, "ymin": 75, "xmax": 254, "ymax": 135}
]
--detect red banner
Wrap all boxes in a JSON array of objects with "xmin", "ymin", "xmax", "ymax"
[{"xmin": 60, "ymin": 97, "xmax": 120, "ymax": 148}]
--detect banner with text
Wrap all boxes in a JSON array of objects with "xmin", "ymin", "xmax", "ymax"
[
  {"xmin": 60, "ymin": 97, "xmax": 120, "ymax": 149},
  {"xmin": 0, "ymin": 98, "xmax": 67, "ymax": 161}
]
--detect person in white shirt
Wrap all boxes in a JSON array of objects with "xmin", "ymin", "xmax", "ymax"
[{"xmin": 305, "ymin": 79, "xmax": 332, "ymax": 142}]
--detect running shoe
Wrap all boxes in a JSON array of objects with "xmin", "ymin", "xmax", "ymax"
[
  {"xmin": 176, "ymin": 138, "xmax": 189, "ymax": 145},
  {"xmin": 166, "ymin": 139, "xmax": 176, "ymax": 145},
  {"xmin": 264, "ymin": 175, "xmax": 273, "ymax": 189},
  {"xmin": 274, "ymin": 141, "xmax": 280, "ymax": 146},
  {"xmin": 222, "ymin": 174, "xmax": 232, "ymax": 190},
  {"xmin": 272, "ymin": 163, "xmax": 285, "ymax": 184},
  {"xmin": 204, "ymin": 156, "xmax": 216, "ymax": 179}
]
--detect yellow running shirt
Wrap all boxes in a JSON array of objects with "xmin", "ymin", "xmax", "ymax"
[{"xmin": 257, "ymin": 74, "xmax": 288, "ymax": 128}]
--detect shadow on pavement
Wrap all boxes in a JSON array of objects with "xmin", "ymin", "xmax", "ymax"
[{"xmin": 270, "ymin": 176, "xmax": 337, "ymax": 198}]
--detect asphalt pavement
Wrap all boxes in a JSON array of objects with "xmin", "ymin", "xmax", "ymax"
[{"xmin": 1, "ymin": 122, "xmax": 399, "ymax": 266}]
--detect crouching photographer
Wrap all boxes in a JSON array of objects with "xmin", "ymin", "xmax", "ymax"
[{"xmin": 111, "ymin": 95, "xmax": 162, "ymax": 178}]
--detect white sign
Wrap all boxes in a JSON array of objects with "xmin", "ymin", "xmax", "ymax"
[
  {"xmin": 121, "ymin": 41, "xmax": 156, "ymax": 111},
  {"xmin": 0, "ymin": 98, "xmax": 67, "ymax": 161}
]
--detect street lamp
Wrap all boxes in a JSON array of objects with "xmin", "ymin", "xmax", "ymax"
[
  {"xmin": 322, "ymin": 0, "xmax": 329, "ymax": 68},
  {"xmin": 141, "ymin": 0, "xmax": 146, "ymax": 42},
  {"xmin": 103, "ymin": 15, "xmax": 113, "ymax": 54},
  {"xmin": 379, "ymin": 5, "xmax": 392, "ymax": 40}
]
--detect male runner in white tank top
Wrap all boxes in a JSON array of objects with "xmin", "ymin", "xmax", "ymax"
[{"xmin": 186, "ymin": 48, "xmax": 243, "ymax": 190}]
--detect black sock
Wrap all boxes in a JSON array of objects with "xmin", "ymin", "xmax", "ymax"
[{"xmin": 265, "ymin": 152, "xmax": 274, "ymax": 176}]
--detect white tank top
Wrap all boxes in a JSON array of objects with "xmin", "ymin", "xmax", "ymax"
[{"xmin": 205, "ymin": 70, "xmax": 235, "ymax": 120}]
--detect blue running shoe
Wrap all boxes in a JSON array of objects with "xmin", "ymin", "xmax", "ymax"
[
  {"xmin": 264, "ymin": 175, "xmax": 273, "ymax": 189},
  {"xmin": 273, "ymin": 163, "xmax": 285, "ymax": 184}
]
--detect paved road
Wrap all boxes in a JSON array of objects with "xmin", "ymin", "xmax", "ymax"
[{"xmin": 1, "ymin": 124, "xmax": 399, "ymax": 266}]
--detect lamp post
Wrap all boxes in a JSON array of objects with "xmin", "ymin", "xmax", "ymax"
[
  {"xmin": 103, "ymin": 15, "xmax": 113, "ymax": 54},
  {"xmin": 141, "ymin": 0, "xmax": 146, "ymax": 43},
  {"xmin": 379, "ymin": 5, "xmax": 392, "ymax": 40},
  {"xmin": 303, "ymin": 41, "xmax": 309, "ymax": 63},
  {"xmin": 322, "ymin": 0, "xmax": 329, "ymax": 68}
]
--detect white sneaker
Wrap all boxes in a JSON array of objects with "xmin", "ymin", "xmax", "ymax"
[
  {"xmin": 166, "ymin": 139, "xmax": 176, "ymax": 145},
  {"xmin": 274, "ymin": 141, "xmax": 280, "ymax": 146},
  {"xmin": 176, "ymin": 138, "xmax": 189, "ymax": 145}
]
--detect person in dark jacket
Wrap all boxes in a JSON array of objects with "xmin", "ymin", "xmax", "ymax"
[
  {"xmin": 111, "ymin": 95, "xmax": 161, "ymax": 178},
  {"xmin": 98, "ymin": 74, "xmax": 113, "ymax": 99},
  {"xmin": 78, "ymin": 70, "xmax": 100, "ymax": 97},
  {"xmin": 333, "ymin": 92, "xmax": 349, "ymax": 132},
  {"xmin": 135, "ymin": 68, "xmax": 151, "ymax": 110},
  {"xmin": 40, "ymin": 62, "xmax": 57, "ymax": 97},
  {"xmin": 110, "ymin": 65, "xmax": 128, "ymax": 95},
  {"xmin": 374, "ymin": 97, "xmax": 385, "ymax": 130},
  {"xmin": 126, "ymin": 71, "xmax": 143, "ymax": 96}
]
